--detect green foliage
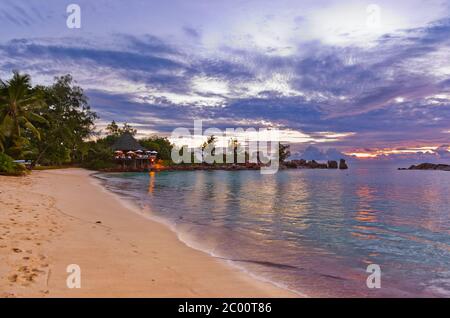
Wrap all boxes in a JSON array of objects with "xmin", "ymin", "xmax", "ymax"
[
  {"xmin": 202, "ymin": 135, "xmax": 217, "ymax": 150},
  {"xmin": 106, "ymin": 121, "xmax": 137, "ymax": 137},
  {"xmin": 0, "ymin": 72, "xmax": 47, "ymax": 158},
  {"xmin": 29, "ymin": 74, "xmax": 97, "ymax": 165},
  {"xmin": 0, "ymin": 72, "xmax": 181, "ymax": 171},
  {"xmin": 201, "ymin": 135, "xmax": 217, "ymax": 160},
  {"xmin": 81, "ymin": 140, "xmax": 115, "ymax": 170},
  {"xmin": 279, "ymin": 143, "xmax": 291, "ymax": 163},
  {"xmin": 0, "ymin": 152, "xmax": 26, "ymax": 175},
  {"xmin": 80, "ymin": 125, "xmax": 136, "ymax": 170},
  {"xmin": 140, "ymin": 136, "xmax": 174, "ymax": 160},
  {"xmin": 0, "ymin": 152, "xmax": 14, "ymax": 172}
]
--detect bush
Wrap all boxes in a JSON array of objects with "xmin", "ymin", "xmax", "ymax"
[
  {"xmin": 81, "ymin": 141, "xmax": 116, "ymax": 170},
  {"xmin": 83, "ymin": 159, "xmax": 116, "ymax": 170},
  {"xmin": 0, "ymin": 153, "xmax": 15, "ymax": 172},
  {"xmin": 0, "ymin": 153, "xmax": 27, "ymax": 176}
]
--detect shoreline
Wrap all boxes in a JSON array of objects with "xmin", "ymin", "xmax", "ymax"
[
  {"xmin": 98, "ymin": 158, "xmax": 349, "ymax": 173},
  {"xmin": 91, "ymin": 172, "xmax": 304, "ymax": 297},
  {"xmin": 0, "ymin": 168, "xmax": 297, "ymax": 297}
]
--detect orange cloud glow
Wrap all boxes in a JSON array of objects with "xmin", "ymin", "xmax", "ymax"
[{"xmin": 344, "ymin": 145, "xmax": 447, "ymax": 159}]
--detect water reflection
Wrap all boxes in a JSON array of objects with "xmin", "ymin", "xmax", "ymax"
[
  {"xmin": 148, "ymin": 171, "xmax": 155, "ymax": 193},
  {"xmin": 98, "ymin": 165, "xmax": 450, "ymax": 297}
]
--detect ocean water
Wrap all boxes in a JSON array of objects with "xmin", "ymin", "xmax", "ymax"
[{"xmin": 95, "ymin": 163, "xmax": 450, "ymax": 297}]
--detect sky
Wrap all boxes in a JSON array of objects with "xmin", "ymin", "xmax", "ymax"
[{"xmin": 0, "ymin": 0, "xmax": 449, "ymax": 160}]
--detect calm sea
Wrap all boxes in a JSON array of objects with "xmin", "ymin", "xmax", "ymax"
[{"xmin": 95, "ymin": 163, "xmax": 450, "ymax": 297}]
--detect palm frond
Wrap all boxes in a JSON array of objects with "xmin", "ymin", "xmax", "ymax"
[
  {"xmin": 24, "ymin": 120, "xmax": 41, "ymax": 140},
  {"xmin": 26, "ymin": 112, "xmax": 48, "ymax": 125}
]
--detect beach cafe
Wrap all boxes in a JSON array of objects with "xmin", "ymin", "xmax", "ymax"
[{"xmin": 112, "ymin": 132, "xmax": 158, "ymax": 170}]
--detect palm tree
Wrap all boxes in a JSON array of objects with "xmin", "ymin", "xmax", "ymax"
[
  {"xmin": 201, "ymin": 135, "xmax": 217, "ymax": 163},
  {"xmin": 0, "ymin": 72, "xmax": 47, "ymax": 154},
  {"xmin": 228, "ymin": 138, "xmax": 240, "ymax": 163}
]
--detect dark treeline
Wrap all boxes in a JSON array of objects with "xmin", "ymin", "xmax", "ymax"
[
  {"xmin": 1, "ymin": 71, "xmax": 290, "ymax": 175},
  {"xmin": 0, "ymin": 71, "xmax": 173, "ymax": 175}
]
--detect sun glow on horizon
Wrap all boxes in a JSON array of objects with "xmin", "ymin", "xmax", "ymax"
[{"xmin": 345, "ymin": 145, "xmax": 444, "ymax": 158}]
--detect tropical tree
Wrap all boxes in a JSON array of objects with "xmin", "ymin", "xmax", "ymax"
[
  {"xmin": 106, "ymin": 121, "xmax": 137, "ymax": 137},
  {"xmin": 201, "ymin": 135, "xmax": 217, "ymax": 162},
  {"xmin": 228, "ymin": 138, "xmax": 242, "ymax": 163},
  {"xmin": 278, "ymin": 143, "xmax": 291, "ymax": 163},
  {"xmin": 30, "ymin": 75, "xmax": 97, "ymax": 165},
  {"xmin": 0, "ymin": 72, "xmax": 47, "ymax": 157},
  {"xmin": 106, "ymin": 120, "xmax": 120, "ymax": 136},
  {"xmin": 140, "ymin": 136, "xmax": 174, "ymax": 160},
  {"xmin": 202, "ymin": 135, "xmax": 217, "ymax": 151}
]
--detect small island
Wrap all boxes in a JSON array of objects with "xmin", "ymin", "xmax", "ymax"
[{"xmin": 398, "ymin": 163, "xmax": 450, "ymax": 171}]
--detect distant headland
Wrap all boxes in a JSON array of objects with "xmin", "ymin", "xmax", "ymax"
[{"xmin": 398, "ymin": 163, "xmax": 450, "ymax": 171}]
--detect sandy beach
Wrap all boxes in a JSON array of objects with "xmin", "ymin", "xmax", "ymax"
[{"xmin": 0, "ymin": 168, "xmax": 295, "ymax": 298}]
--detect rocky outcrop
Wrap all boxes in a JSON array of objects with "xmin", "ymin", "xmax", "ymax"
[
  {"xmin": 399, "ymin": 163, "xmax": 450, "ymax": 171},
  {"xmin": 285, "ymin": 159, "xmax": 306, "ymax": 168},
  {"xmin": 339, "ymin": 159, "xmax": 348, "ymax": 170},
  {"xmin": 102, "ymin": 159, "xmax": 350, "ymax": 172},
  {"xmin": 327, "ymin": 160, "xmax": 338, "ymax": 169},
  {"xmin": 284, "ymin": 159, "xmax": 347, "ymax": 170}
]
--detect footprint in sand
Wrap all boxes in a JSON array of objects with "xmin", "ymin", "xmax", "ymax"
[
  {"xmin": 32, "ymin": 268, "xmax": 45, "ymax": 274},
  {"xmin": 18, "ymin": 266, "xmax": 29, "ymax": 272},
  {"xmin": 8, "ymin": 274, "xmax": 18, "ymax": 282}
]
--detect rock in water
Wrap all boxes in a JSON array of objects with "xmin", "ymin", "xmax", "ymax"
[
  {"xmin": 308, "ymin": 160, "xmax": 319, "ymax": 168},
  {"xmin": 339, "ymin": 159, "xmax": 348, "ymax": 170},
  {"xmin": 328, "ymin": 160, "xmax": 338, "ymax": 169}
]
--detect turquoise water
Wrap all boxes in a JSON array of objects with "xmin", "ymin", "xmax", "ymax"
[{"xmin": 96, "ymin": 164, "xmax": 450, "ymax": 297}]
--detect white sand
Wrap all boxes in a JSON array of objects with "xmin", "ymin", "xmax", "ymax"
[{"xmin": 0, "ymin": 168, "xmax": 296, "ymax": 297}]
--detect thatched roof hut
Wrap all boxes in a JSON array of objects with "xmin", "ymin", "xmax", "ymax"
[{"xmin": 112, "ymin": 132, "xmax": 147, "ymax": 152}]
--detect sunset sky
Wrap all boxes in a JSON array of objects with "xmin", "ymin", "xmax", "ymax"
[{"xmin": 0, "ymin": 0, "xmax": 449, "ymax": 160}]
